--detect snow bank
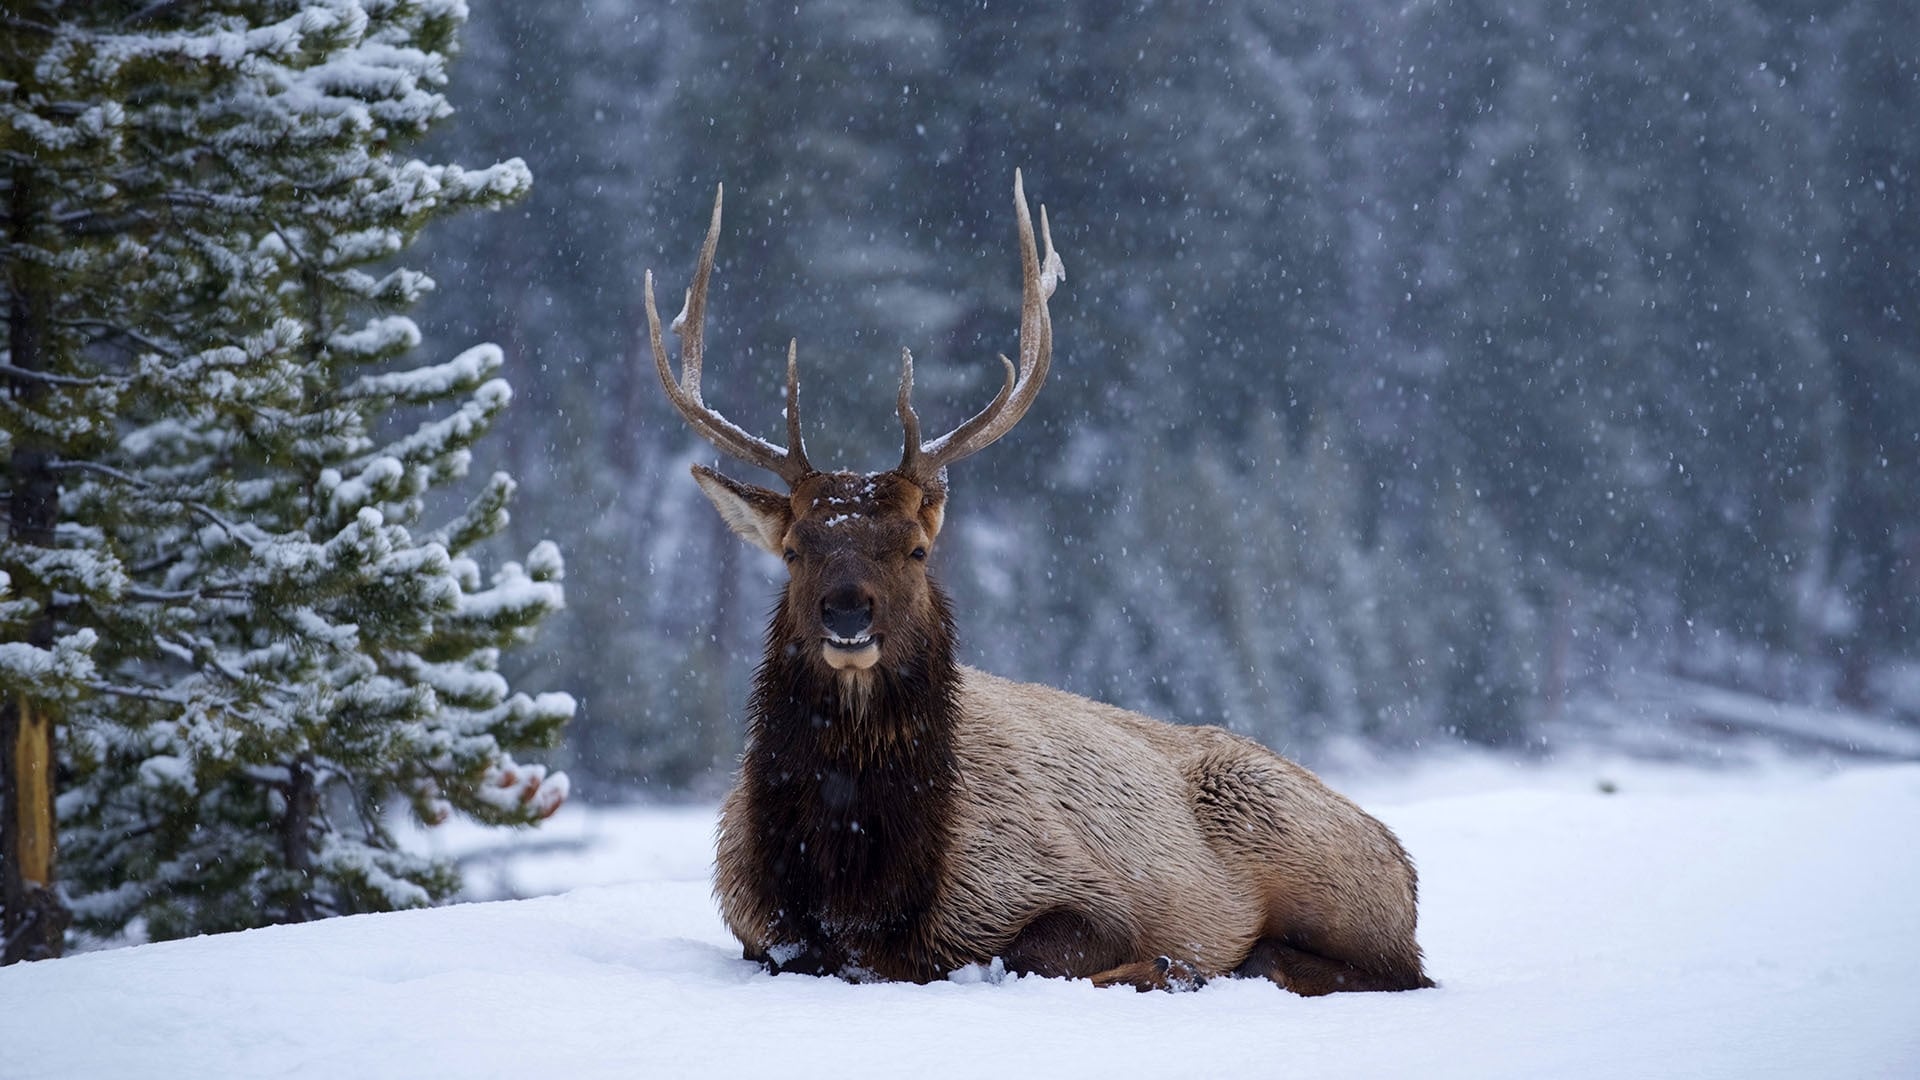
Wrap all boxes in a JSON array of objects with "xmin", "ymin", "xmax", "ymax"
[{"xmin": 3, "ymin": 763, "xmax": 1916, "ymax": 1079}]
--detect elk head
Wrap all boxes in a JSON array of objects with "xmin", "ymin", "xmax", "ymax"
[{"xmin": 645, "ymin": 173, "xmax": 1064, "ymax": 680}]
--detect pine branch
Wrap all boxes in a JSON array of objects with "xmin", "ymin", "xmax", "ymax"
[
  {"xmin": 161, "ymin": 632, "xmax": 249, "ymax": 686},
  {"xmin": 0, "ymin": 15, "xmax": 59, "ymax": 36},
  {"xmin": 50, "ymin": 207, "xmax": 149, "ymax": 230},
  {"xmin": 268, "ymin": 220, "xmax": 314, "ymax": 268},
  {"xmin": 47, "ymin": 460, "xmax": 258, "ymax": 548},
  {"xmin": 85, "ymin": 681, "xmax": 189, "ymax": 706},
  {"xmin": 166, "ymin": 189, "xmax": 262, "ymax": 216},
  {"xmin": 0, "ymin": 363, "xmax": 109, "ymax": 388},
  {"xmin": 239, "ymin": 764, "xmax": 293, "ymax": 788},
  {"xmin": 119, "ymin": 1, "xmax": 187, "ymax": 28},
  {"xmin": 51, "ymin": 189, "xmax": 258, "ymax": 234},
  {"xmin": 125, "ymin": 585, "xmax": 252, "ymax": 603},
  {"xmin": 56, "ymin": 319, "xmax": 180, "ymax": 360}
]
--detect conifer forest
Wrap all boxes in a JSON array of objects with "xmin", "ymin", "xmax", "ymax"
[
  {"xmin": 4, "ymin": 0, "xmax": 1917, "ymax": 956},
  {"xmin": 418, "ymin": 0, "xmax": 1917, "ymax": 784}
]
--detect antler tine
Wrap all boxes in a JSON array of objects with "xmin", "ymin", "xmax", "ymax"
[
  {"xmin": 645, "ymin": 183, "xmax": 813, "ymax": 485},
  {"xmin": 784, "ymin": 338, "xmax": 807, "ymax": 468},
  {"xmin": 897, "ymin": 349, "xmax": 922, "ymax": 464},
  {"xmin": 902, "ymin": 169, "xmax": 1064, "ymax": 483}
]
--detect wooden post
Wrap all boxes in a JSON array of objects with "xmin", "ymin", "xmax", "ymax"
[
  {"xmin": 1, "ymin": 696, "xmax": 68, "ymax": 964},
  {"xmin": 10, "ymin": 699, "xmax": 53, "ymax": 886}
]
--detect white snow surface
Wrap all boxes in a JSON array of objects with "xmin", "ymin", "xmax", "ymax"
[{"xmin": 4, "ymin": 758, "xmax": 1917, "ymax": 1079}]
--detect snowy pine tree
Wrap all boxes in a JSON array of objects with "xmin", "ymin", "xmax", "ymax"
[{"xmin": 3, "ymin": 0, "xmax": 571, "ymax": 954}]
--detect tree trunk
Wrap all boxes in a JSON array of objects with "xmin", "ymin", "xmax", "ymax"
[
  {"xmin": 281, "ymin": 757, "xmax": 318, "ymax": 922},
  {"xmin": 1, "ymin": 697, "xmax": 66, "ymax": 964},
  {"xmin": 3, "ymin": 165, "xmax": 70, "ymax": 964}
]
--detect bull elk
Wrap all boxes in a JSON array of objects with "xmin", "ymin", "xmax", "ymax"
[{"xmin": 645, "ymin": 173, "xmax": 1432, "ymax": 994}]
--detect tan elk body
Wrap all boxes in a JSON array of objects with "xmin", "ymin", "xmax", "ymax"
[{"xmin": 647, "ymin": 174, "xmax": 1432, "ymax": 994}]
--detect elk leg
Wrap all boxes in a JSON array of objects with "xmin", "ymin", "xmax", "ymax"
[
  {"xmin": 1234, "ymin": 938, "xmax": 1433, "ymax": 996},
  {"xmin": 1001, "ymin": 909, "xmax": 1127, "ymax": 979},
  {"xmin": 1089, "ymin": 955, "xmax": 1210, "ymax": 992},
  {"xmin": 748, "ymin": 938, "xmax": 845, "ymax": 978}
]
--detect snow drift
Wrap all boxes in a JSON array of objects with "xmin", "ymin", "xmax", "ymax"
[{"xmin": 3, "ymin": 761, "xmax": 1917, "ymax": 1079}]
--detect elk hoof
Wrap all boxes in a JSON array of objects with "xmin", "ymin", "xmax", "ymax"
[
  {"xmin": 1092, "ymin": 957, "xmax": 1210, "ymax": 992},
  {"xmin": 1155, "ymin": 955, "xmax": 1210, "ymax": 992}
]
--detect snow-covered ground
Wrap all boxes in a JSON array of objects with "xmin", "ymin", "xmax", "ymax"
[{"xmin": 4, "ymin": 757, "xmax": 1917, "ymax": 1079}]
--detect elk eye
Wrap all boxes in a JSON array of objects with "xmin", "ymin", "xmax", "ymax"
[
  {"xmin": 909, "ymin": 546, "xmax": 928, "ymax": 562},
  {"xmin": 784, "ymin": 548, "xmax": 799, "ymax": 564}
]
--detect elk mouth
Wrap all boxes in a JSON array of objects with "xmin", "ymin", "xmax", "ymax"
[{"xmin": 822, "ymin": 633, "xmax": 881, "ymax": 670}]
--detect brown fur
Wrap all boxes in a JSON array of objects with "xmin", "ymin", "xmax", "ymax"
[{"xmin": 703, "ymin": 468, "xmax": 1433, "ymax": 994}]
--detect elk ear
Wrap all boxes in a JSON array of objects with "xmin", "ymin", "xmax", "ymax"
[
  {"xmin": 691, "ymin": 464, "xmax": 791, "ymax": 556},
  {"xmin": 919, "ymin": 489, "xmax": 947, "ymax": 544}
]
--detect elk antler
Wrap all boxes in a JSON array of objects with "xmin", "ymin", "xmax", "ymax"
[
  {"xmin": 899, "ymin": 169, "xmax": 1065, "ymax": 485},
  {"xmin": 646, "ymin": 184, "xmax": 814, "ymax": 486}
]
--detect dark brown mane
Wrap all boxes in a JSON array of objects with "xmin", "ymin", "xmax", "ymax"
[{"xmin": 735, "ymin": 581, "xmax": 962, "ymax": 980}]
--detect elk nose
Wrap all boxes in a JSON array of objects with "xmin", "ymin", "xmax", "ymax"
[{"xmin": 821, "ymin": 587, "xmax": 873, "ymax": 640}]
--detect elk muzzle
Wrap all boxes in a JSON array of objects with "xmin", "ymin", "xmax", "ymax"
[{"xmin": 821, "ymin": 584, "xmax": 880, "ymax": 670}]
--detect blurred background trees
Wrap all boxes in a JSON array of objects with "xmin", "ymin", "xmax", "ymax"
[{"xmin": 308, "ymin": 0, "xmax": 1920, "ymax": 789}]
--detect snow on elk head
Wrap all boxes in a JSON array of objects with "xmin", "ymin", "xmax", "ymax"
[{"xmin": 645, "ymin": 173, "xmax": 1063, "ymax": 686}]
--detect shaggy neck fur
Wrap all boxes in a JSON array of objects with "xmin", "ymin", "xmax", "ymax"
[{"xmin": 739, "ymin": 582, "xmax": 962, "ymax": 980}]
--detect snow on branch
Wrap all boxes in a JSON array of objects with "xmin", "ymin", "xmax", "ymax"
[
  {"xmin": 0, "ymin": 627, "xmax": 99, "ymax": 695},
  {"xmin": 321, "ymin": 457, "xmax": 410, "ymax": 521},
  {"xmin": 340, "ymin": 342, "xmax": 502, "ymax": 403},
  {"xmin": 355, "ymin": 378, "xmax": 513, "ymax": 493},
  {"xmin": 473, "ymin": 755, "xmax": 569, "ymax": 821},
  {"xmin": 2, "ymin": 542, "xmax": 130, "ymax": 603},
  {"xmin": 458, "ymin": 547, "xmax": 566, "ymax": 627}
]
